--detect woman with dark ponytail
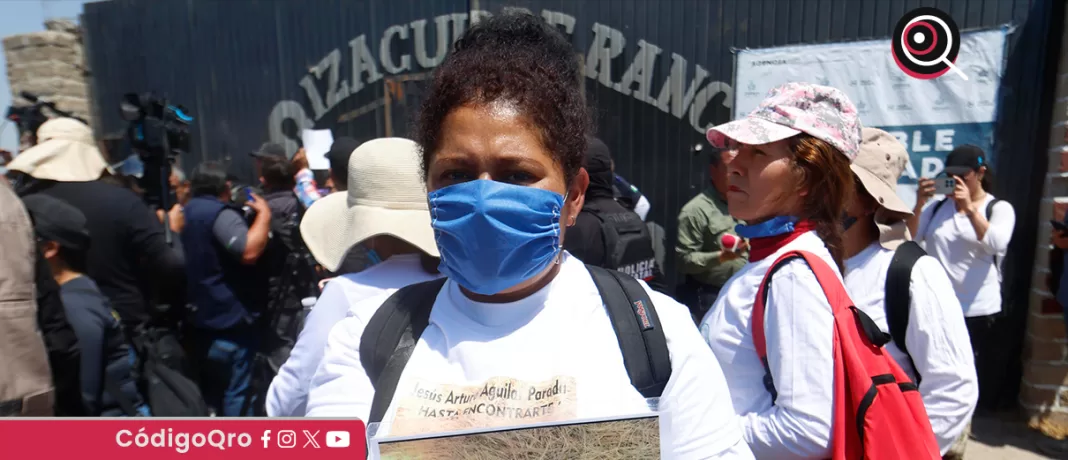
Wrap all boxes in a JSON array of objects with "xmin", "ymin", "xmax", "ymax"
[
  {"xmin": 698, "ymin": 83, "xmax": 862, "ymax": 458},
  {"xmin": 908, "ymin": 144, "xmax": 1016, "ymax": 410}
]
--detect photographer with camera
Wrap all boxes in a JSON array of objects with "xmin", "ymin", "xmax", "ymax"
[
  {"xmin": 248, "ymin": 143, "xmax": 299, "ymax": 217},
  {"xmin": 182, "ymin": 161, "xmax": 272, "ymax": 416},
  {"xmin": 907, "ymin": 145, "xmax": 1016, "ymax": 410},
  {"xmin": 6, "ymin": 118, "xmax": 186, "ymax": 336},
  {"xmin": 243, "ymin": 142, "xmax": 326, "ymax": 415}
]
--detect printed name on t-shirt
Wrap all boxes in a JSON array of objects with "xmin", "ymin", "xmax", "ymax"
[{"xmin": 391, "ymin": 376, "xmax": 577, "ymax": 437}]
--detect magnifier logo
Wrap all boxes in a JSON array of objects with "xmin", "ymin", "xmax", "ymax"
[{"xmin": 892, "ymin": 7, "xmax": 967, "ymax": 80}]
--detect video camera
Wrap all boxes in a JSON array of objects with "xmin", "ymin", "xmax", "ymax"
[
  {"xmin": 119, "ymin": 93, "xmax": 193, "ymax": 211},
  {"xmin": 120, "ymin": 93, "xmax": 193, "ymax": 243},
  {"xmin": 120, "ymin": 93, "xmax": 193, "ymax": 158},
  {"xmin": 4, "ymin": 91, "xmax": 86, "ymax": 146}
]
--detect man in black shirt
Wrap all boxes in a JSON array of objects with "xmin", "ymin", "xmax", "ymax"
[
  {"xmin": 4, "ymin": 119, "xmax": 90, "ymax": 416},
  {"xmin": 40, "ymin": 181, "xmax": 185, "ymax": 331},
  {"xmin": 23, "ymin": 194, "xmax": 148, "ymax": 416},
  {"xmin": 249, "ymin": 143, "xmax": 300, "ymax": 218},
  {"xmin": 6, "ymin": 118, "xmax": 185, "ymax": 332}
]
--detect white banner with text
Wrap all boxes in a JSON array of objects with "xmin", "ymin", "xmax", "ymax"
[{"xmin": 733, "ymin": 28, "xmax": 1008, "ymax": 209}]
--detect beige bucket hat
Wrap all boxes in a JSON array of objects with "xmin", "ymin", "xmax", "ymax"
[
  {"xmin": 299, "ymin": 137, "xmax": 439, "ymax": 272},
  {"xmin": 6, "ymin": 118, "xmax": 108, "ymax": 182},
  {"xmin": 853, "ymin": 127, "xmax": 913, "ymax": 249}
]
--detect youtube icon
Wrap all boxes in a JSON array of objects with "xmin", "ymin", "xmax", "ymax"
[{"xmin": 326, "ymin": 431, "xmax": 350, "ymax": 448}]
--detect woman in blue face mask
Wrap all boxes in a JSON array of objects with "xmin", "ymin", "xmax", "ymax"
[{"xmin": 306, "ymin": 11, "xmax": 753, "ymax": 459}]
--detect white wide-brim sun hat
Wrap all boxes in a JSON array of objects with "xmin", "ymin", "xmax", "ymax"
[
  {"xmin": 299, "ymin": 137, "xmax": 439, "ymax": 272},
  {"xmin": 7, "ymin": 118, "xmax": 108, "ymax": 182}
]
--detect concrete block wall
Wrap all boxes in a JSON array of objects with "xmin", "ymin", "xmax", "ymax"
[
  {"xmin": 2, "ymin": 18, "xmax": 92, "ymax": 143},
  {"xmin": 1024, "ymin": 5, "xmax": 1068, "ymax": 440}
]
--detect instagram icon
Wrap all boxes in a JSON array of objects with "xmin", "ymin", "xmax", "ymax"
[{"xmin": 277, "ymin": 430, "xmax": 297, "ymax": 449}]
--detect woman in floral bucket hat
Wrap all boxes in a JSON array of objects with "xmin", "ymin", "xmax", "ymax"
[
  {"xmin": 700, "ymin": 83, "xmax": 943, "ymax": 459},
  {"xmin": 700, "ymin": 83, "xmax": 860, "ymax": 458}
]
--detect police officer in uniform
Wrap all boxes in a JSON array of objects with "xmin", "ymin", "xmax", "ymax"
[
  {"xmin": 564, "ymin": 136, "xmax": 666, "ymax": 293},
  {"xmin": 675, "ymin": 148, "xmax": 748, "ymax": 323}
]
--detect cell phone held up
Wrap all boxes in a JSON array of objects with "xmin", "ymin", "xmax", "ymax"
[
  {"xmin": 933, "ymin": 177, "xmax": 957, "ymax": 196},
  {"xmin": 231, "ymin": 185, "xmax": 258, "ymax": 222}
]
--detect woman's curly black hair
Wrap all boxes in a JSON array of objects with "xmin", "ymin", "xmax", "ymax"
[{"xmin": 415, "ymin": 11, "xmax": 591, "ymax": 185}]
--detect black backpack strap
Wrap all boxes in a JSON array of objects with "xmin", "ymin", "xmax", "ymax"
[
  {"xmin": 932, "ymin": 198, "xmax": 948, "ymax": 215},
  {"xmin": 585, "ymin": 265, "xmax": 671, "ymax": 398},
  {"xmin": 884, "ymin": 241, "xmax": 926, "ymax": 384},
  {"xmin": 986, "ymin": 199, "xmax": 1002, "ymax": 271},
  {"xmin": 921, "ymin": 198, "xmax": 949, "ymax": 241},
  {"xmin": 360, "ymin": 278, "xmax": 448, "ymax": 424}
]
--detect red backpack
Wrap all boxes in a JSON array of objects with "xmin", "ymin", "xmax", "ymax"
[{"xmin": 752, "ymin": 250, "xmax": 940, "ymax": 460}]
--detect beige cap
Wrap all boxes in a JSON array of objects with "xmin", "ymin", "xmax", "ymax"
[
  {"xmin": 299, "ymin": 137, "xmax": 439, "ymax": 272},
  {"xmin": 852, "ymin": 127, "xmax": 913, "ymax": 250},
  {"xmin": 6, "ymin": 118, "xmax": 107, "ymax": 182}
]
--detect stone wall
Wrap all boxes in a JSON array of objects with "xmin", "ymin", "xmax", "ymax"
[
  {"xmin": 1023, "ymin": 4, "xmax": 1068, "ymax": 439},
  {"xmin": 2, "ymin": 18, "xmax": 92, "ymax": 140}
]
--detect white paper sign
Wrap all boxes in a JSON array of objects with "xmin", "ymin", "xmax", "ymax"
[{"xmin": 301, "ymin": 128, "xmax": 334, "ymax": 170}]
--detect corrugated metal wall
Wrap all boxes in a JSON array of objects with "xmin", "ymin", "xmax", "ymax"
[
  {"xmin": 82, "ymin": 0, "xmax": 1061, "ymax": 405},
  {"xmin": 82, "ymin": 0, "xmax": 467, "ymax": 175}
]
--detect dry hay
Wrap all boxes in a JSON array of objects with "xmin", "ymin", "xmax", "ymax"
[{"xmin": 378, "ymin": 417, "xmax": 660, "ymax": 460}]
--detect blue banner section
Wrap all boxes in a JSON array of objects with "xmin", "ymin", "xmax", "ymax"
[{"xmin": 873, "ymin": 122, "xmax": 996, "ymax": 185}]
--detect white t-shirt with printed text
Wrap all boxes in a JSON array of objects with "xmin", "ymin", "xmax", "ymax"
[{"xmin": 307, "ymin": 254, "xmax": 753, "ymax": 459}]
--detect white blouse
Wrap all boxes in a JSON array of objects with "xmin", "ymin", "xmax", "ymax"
[{"xmin": 701, "ymin": 231, "xmax": 837, "ymax": 459}]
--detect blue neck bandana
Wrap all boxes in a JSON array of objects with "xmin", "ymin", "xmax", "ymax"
[{"xmin": 735, "ymin": 215, "xmax": 799, "ymax": 239}]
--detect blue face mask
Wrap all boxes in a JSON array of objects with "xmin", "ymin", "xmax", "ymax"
[
  {"xmin": 428, "ymin": 179, "xmax": 564, "ymax": 295},
  {"xmin": 735, "ymin": 215, "xmax": 799, "ymax": 239}
]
